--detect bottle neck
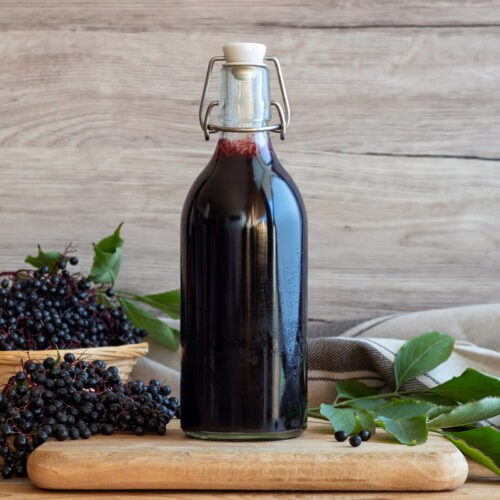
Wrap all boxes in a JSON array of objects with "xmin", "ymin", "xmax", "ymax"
[
  {"xmin": 216, "ymin": 131, "xmax": 273, "ymax": 160},
  {"xmin": 218, "ymin": 64, "xmax": 271, "ymax": 129}
]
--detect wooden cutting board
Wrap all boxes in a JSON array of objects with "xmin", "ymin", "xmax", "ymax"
[{"xmin": 27, "ymin": 420, "xmax": 468, "ymax": 492}]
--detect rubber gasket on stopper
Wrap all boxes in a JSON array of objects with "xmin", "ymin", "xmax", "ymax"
[{"xmin": 223, "ymin": 43, "xmax": 267, "ymax": 64}]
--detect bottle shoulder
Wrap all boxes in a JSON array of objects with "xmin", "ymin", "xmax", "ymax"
[{"xmin": 182, "ymin": 151, "xmax": 306, "ymax": 225}]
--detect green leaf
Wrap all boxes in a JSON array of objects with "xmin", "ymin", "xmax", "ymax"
[
  {"xmin": 403, "ymin": 393, "xmax": 458, "ymax": 406},
  {"xmin": 428, "ymin": 397, "xmax": 500, "ymax": 429},
  {"xmin": 431, "ymin": 368, "xmax": 500, "ymax": 403},
  {"xmin": 131, "ymin": 290, "xmax": 180, "ymax": 319},
  {"xmin": 375, "ymin": 400, "xmax": 437, "ymax": 419},
  {"xmin": 350, "ymin": 397, "xmax": 389, "ymax": 410},
  {"xmin": 377, "ymin": 416, "xmax": 428, "ymax": 445},
  {"xmin": 88, "ymin": 223, "xmax": 124, "ymax": 285},
  {"xmin": 352, "ymin": 408, "xmax": 376, "ymax": 434},
  {"xmin": 320, "ymin": 404, "xmax": 356, "ymax": 434},
  {"xmin": 25, "ymin": 245, "xmax": 63, "ymax": 271},
  {"xmin": 89, "ymin": 245, "xmax": 122, "ymax": 285},
  {"xmin": 118, "ymin": 298, "xmax": 179, "ymax": 350},
  {"xmin": 94, "ymin": 222, "xmax": 124, "ymax": 253},
  {"xmin": 440, "ymin": 427, "xmax": 500, "ymax": 477},
  {"xmin": 55, "ymin": 346, "xmax": 61, "ymax": 366},
  {"xmin": 426, "ymin": 405, "xmax": 456, "ymax": 420},
  {"xmin": 336, "ymin": 380, "xmax": 382, "ymax": 401},
  {"xmin": 394, "ymin": 332, "xmax": 455, "ymax": 390}
]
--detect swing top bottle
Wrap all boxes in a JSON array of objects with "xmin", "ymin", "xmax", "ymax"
[{"xmin": 180, "ymin": 43, "xmax": 308, "ymax": 440}]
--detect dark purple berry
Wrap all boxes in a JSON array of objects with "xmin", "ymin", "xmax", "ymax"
[
  {"xmin": 43, "ymin": 357, "xmax": 56, "ymax": 369},
  {"xmin": 349, "ymin": 435, "xmax": 362, "ymax": 447},
  {"xmin": 54, "ymin": 427, "xmax": 69, "ymax": 441},
  {"xmin": 13, "ymin": 435, "xmax": 28, "ymax": 450},
  {"xmin": 33, "ymin": 430, "xmax": 49, "ymax": 446},
  {"xmin": 334, "ymin": 430, "xmax": 348, "ymax": 442},
  {"xmin": 0, "ymin": 424, "xmax": 13, "ymax": 437},
  {"xmin": 102, "ymin": 424, "xmax": 114, "ymax": 436},
  {"xmin": 64, "ymin": 353, "xmax": 75, "ymax": 363},
  {"xmin": 2, "ymin": 466, "xmax": 13, "ymax": 479},
  {"xmin": 69, "ymin": 427, "xmax": 80, "ymax": 440},
  {"xmin": 359, "ymin": 430, "xmax": 371, "ymax": 441}
]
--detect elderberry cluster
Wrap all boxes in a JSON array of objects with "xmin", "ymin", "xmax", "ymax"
[
  {"xmin": 0, "ymin": 354, "xmax": 179, "ymax": 479},
  {"xmin": 0, "ymin": 259, "xmax": 147, "ymax": 350}
]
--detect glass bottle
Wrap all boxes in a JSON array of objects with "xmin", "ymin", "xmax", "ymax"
[{"xmin": 180, "ymin": 43, "xmax": 307, "ymax": 440}]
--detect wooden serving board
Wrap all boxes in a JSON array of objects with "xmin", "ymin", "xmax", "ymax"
[{"xmin": 27, "ymin": 420, "xmax": 468, "ymax": 492}]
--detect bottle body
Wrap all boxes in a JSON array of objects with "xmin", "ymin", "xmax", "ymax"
[{"xmin": 180, "ymin": 132, "xmax": 307, "ymax": 439}]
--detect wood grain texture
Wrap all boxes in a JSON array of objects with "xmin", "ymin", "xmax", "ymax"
[
  {"xmin": 2, "ymin": 1, "xmax": 500, "ymax": 31},
  {"xmin": 467, "ymin": 458, "xmax": 500, "ymax": 481},
  {"xmin": 0, "ymin": 1, "xmax": 499, "ymax": 322},
  {"xmin": 0, "ymin": 479, "xmax": 498, "ymax": 500},
  {"xmin": 27, "ymin": 420, "xmax": 468, "ymax": 491},
  {"xmin": 0, "ymin": 28, "xmax": 499, "ymax": 156}
]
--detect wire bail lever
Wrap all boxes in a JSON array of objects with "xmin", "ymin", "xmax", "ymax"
[{"xmin": 199, "ymin": 56, "xmax": 291, "ymax": 141}]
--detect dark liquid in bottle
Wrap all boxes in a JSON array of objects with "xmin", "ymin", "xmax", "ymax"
[{"xmin": 180, "ymin": 135, "xmax": 307, "ymax": 438}]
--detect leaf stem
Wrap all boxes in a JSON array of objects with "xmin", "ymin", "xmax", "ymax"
[
  {"xmin": 307, "ymin": 388, "xmax": 436, "ymax": 413},
  {"xmin": 307, "ymin": 411, "xmax": 328, "ymax": 421}
]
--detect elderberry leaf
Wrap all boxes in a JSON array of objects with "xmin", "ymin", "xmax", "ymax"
[
  {"xmin": 426, "ymin": 405, "xmax": 456, "ymax": 420},
  {"xmin": 376, "ymin": 416, "xmax": 428, "ymax": 445},
  {"xmin": 118, "ymin": 298, "xmax": 179, "ymax": 350},
  {"xmin": 336, "ymin": 380, "xmax": 382, "ymax": 401},
  {"xmin": 431, "ymin": 368, "xmax": 500, "ymax": 403},
  {"xmin": 349, "ymin": 397, "xmax": 389, "ymax": 411},
  {"xmin": 401, "ymin": 393, "xmax": 458, "ymax": 406},
  {"xmin": 88, "ymin": 223, "xmax": 124, "ymax": 285},
  {"xmin": 394, "ymin": 332, "xmax": 454, "ymax": 391},
  {"xmin": 94, "ymin": 222, "xmax": 124, "ymax": 253},
  {"xmin": 428, "ymin": 397, "xmax": 500, "ymax": 429},
  {"xmin": 131, "ymin": 290, "xmax": 180, "ymax": 319},
  {"xmin": 351, "ymin": 408, "xmax": 376, "ymax": 434},
  {"xmin": 440, "ymin": 427, "xmax": 500, "ymax": 477},
  {"xmin": 89, "ymin": 246, "xmax": 122, "ymax": 285},
  {"xmin": 320, "ymin": 404, "xmax": 356, "ymax": 435},
  {"xmin": 25, "ymin": 245, "xmax": 63, "ymax": 271},
  {"xmin": 375, "ymin": 400, "xmax": 437, "ymax": 419}
]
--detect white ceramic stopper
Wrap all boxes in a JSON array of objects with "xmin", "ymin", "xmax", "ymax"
[{"xmin": 223, "ymin": 43, "xmax": 267, "ymax": 64}]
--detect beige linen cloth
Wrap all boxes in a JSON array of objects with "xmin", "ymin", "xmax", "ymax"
[{"xmin": 131, "ymin": 303, "xmax": 500, "ymax": 427}]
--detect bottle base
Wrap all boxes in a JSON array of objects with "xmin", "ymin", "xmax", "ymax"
[{"xmin": 184, "ymin": 428, "xmax": 304, "ymax": 441}]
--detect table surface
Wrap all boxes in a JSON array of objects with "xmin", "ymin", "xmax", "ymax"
[{"xmin": 0, "ymin": 474, "xmax": 498, "ymax": 500}]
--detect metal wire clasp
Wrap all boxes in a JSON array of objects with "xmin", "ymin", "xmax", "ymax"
[{"xmin": 199, "ymin": 56, "xmax": 291, "ymax": 141}]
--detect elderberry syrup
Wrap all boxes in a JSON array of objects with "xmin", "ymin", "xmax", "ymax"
[{"xmin": 180, "ymin": 43, "xmax": 307, "ymax": 440}]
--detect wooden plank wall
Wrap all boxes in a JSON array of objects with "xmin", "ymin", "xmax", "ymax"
[{"xmin": 0, "ymin": 1, "xmax": 499, "ymax": 321}]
